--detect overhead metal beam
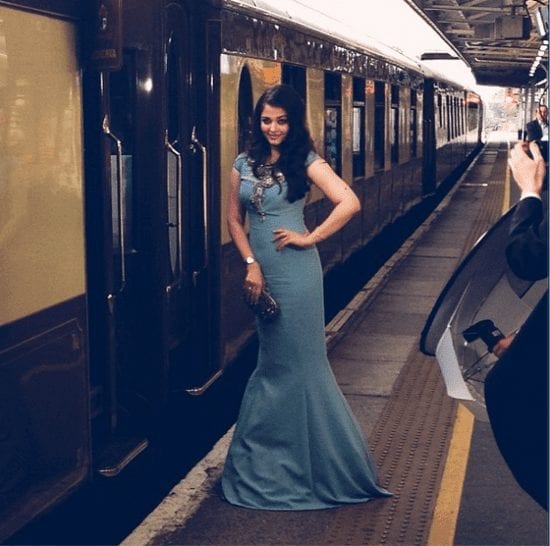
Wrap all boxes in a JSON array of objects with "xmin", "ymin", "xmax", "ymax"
[
  {"xmin": 401, "ymin": 0, "xmax": 471, "ymax": 63},
  {"xmin": 404, "ymin": 0, "xmax": 547, "ymax": 87},
  {"xmin": 424, "ymin": 5, "xmax": 517, "ymax": 13}
]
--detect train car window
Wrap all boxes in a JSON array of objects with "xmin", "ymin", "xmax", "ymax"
[
  {"xmin": 109, "ymin": 50, "xmax": 137, "ymax": 264},
  {"xmin": 166, "ymin": 34, "xmax": 182, "ymax": 279},
  {"xmin": 456, "ymin": 97, "xmax": 461, "ymax": 136},
  {"xmin": 467, "ymin": 99, "xmax": 479, "ymax": 131},
  {"xmin": 352, "ymin": 77, "xmax": 365, "ymax": 178},
  {"xmin": 450, "ymin": 97, "xmax": 456, "ymax": 139},
  {"xmin": 454, "ymin": 97, "xmax": 458, "ymax": 137},
  {"xmin": 282, "ymin": 64, "xmax": 306, "ymax": 102},
  {"xmin": 446, "ymin": 95, "xmax": 451, "ymax": 141},
  {"xmin": 455, "ymin": 97, "xmax": 459, "ymax": 138},
  {"xmin": 452, "ymin": 96, "xmax": 456, "ymax": 139},
  {"xmin": 450, "ymin": 96, "xmax": 455, "ymax": 140},
  {"xmin": 238, "ymin": 66, "xmax": 254, "ymax": 152},
  {"xmin": 448, "ymin": 96, "xmax": 452, "ymax": 140},
  {"xmin": 437, "ymin": 93, "xmax": 443, "ymax": 128},
  {"xmin": 410, "ymin": 89, "xmax": 417, "ymax": 158},
  {"xmin": 374, "ymin": 81, "xmax": 385, "ymax": 170},
  {"xmin": 458, "ymin": 97, "xmax": 462, "ymax": 136},
  {"xmin": 460, "ymin": 97, "xmax": 465, "ymax": 135},
  {"xmin": 451, "ymin": 96, "xmax": 455, "ymax": 138},
  {"xmin": 390, "ymin": 85, "xmax": 399, "ymax": 164},
  {"xmin": 324, "ymin": 72, "xmax": 341, "ymax": 175},
  {"xmin": 456, "ymin": 98, "xmax": 460, "ymax": 137}
]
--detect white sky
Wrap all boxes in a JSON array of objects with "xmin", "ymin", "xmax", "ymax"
[{"xmin": 296, "ymin": 0, "xmax": 479, "ymax": 88}]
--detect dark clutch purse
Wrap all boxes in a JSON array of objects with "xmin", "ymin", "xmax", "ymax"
[{"xmin": 243, "ymin": 285, "xmax": 280, "ymax": 322}]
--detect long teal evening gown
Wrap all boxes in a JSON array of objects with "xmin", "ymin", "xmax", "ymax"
[{"xmin": 221, "ymin": 152, "xmax": 391, "ymax": 510}]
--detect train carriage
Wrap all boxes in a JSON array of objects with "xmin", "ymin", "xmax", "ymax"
[{"xmin": 0, "ymin": 0, "xmax": 482, "ymax": 540}]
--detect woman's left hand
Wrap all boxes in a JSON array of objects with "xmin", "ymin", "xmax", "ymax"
[{"xmin": 272, "ymin": 228, "xmax": 312, "ymax": 250}]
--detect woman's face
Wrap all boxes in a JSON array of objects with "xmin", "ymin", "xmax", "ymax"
[{"xmin": 260, "ymin": 104, "xmax": 289, "ymax": 148}]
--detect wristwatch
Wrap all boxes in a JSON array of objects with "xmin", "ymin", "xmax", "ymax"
[{"xmin": 244, "ymin": 256, "xmax": 256, "ymax": 265}]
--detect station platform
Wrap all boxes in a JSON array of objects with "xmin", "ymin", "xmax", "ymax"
[{"xmin": 122, "ymin": 134, "xmax": 548, "ymax": 546}]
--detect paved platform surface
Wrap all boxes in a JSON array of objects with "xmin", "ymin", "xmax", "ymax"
[{"xmin": 122, "ymin": 136, "xmax": 548, "ymax": 546}]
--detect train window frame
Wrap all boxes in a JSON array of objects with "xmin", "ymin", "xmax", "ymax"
[
  {"xmin": 451, "ymin": 95, "xmax": 455, "ymax": 140},
  {"xmin": 455, "ymin": 97, "xmax": 462, "ymax": 136},
  {"xmin": 460, "ymin": 97, "xmax": 465, "ymax": 135},
  {"xmin": 352, "ymin": 76, "xmax": 366, "ymax": 178},
  {"xmin": 324, "ymin": 71, "xmax": 342, "ymax": 175},
  {"xmin": 109, "ymin": 49, "xmax": 138, "ymax": 263},
  {"xmin": 467, "ymin": 99, "xmax": 479, "ymax": 132},
  {"xmin": 282, "ymin": 64, "xmax": 306, "ymax": 103},
  {"xmin": 446, "ymin": 95, "xmax": 451, "ymax": 141},
  {"xmin": 390, "ymin": 84, "xmax": 399, "ymax": 165},
  {"xmin": 410, "ymin": 88, "xmax": 417, "ymax": 158},
  {"xmin": 238, "ymin": 65, "xmax": 254, "ymax": 153},
  {"xmin": 453, "ymin": 96, "xmax": 458, "ymax": 138},
  {"xmin": 374, "ymin": 80, "xmax": 385, "ymax": 171},
  {"xmin": 454, "ymin": 97, "xmax": 458, "ymax": 137},
  {"xmin": 451, "ymin": 96, "xmax": 456, "ymax": 139}
]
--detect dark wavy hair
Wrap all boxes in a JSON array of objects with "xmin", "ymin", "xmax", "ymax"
[{"xmin": 248, "ymin": 84, "xmax": 315, "ymax": 202}]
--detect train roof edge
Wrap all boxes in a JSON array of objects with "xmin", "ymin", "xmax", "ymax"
[{"xmin": 220, "ymin": 0, "xmax": 477, "ymax": 92}]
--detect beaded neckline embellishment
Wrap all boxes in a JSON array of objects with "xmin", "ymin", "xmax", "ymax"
[{"xmin": 248, "ymin": 160, "xmax": 285, "ymax": 221}]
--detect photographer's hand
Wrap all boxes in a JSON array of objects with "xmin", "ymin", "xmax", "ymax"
[
  {"xmin": 493, "ymin": 332, "xmax": 516, "ymax": 358},
  {"xmin": 508, "ymin": 141, "xmax": 545, "ymax": 197}
]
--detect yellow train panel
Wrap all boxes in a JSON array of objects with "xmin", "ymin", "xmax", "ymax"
[
  {"xmin": 220, "ymin": 55, "xmax": 281, "ymax": 244},
  {"xmin": 0, "ymin": 7, "xmax": 85, "ymax": 325},
  {"xmin": 305, "ymin": 68, "xmax": 324, "ymax": 204},
  {"xmin": 341, "ymin": 74, "xmax": 353, "ymax": 186},
  {"xmin": 365, "ymin": 80, "xmax": 376, "ymax": 179}
]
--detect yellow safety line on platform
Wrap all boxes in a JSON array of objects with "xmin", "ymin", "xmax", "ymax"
[
  {"xmin": 427, "ymin": 403, "xmax": 475, "ymax": 546},
  {"xmin": 428, "ymin": 142, "xmax": 510, "ymax": 545}
]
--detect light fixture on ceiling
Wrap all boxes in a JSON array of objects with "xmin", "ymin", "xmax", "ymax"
[
  {"xmin": 534, "ymin": 7, "xmax": 549, "ymax": 40},
  {"xmin": 529, "ymin": 38, "xmax": 549, "ymax": 77},
  {"xmin": 420, "ymin": 52, "xmax": 460, "ymax": 60}
]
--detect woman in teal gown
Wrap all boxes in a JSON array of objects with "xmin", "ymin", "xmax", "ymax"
[{"xmin": 222, "ymin": 84, "xmax": 391, "ymax": 510}]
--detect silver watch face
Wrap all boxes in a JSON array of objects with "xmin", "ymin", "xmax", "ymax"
[{"xmin": 245, "ymin": 256, "xmax": 255, "ymax": 264}]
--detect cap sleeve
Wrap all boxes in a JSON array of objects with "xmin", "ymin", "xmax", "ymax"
[
  {"xmin": 305, "ymin": 150, "xmax": 322, "ymax": 168},
  {"xmin": 233, "ymin": 153, "xmax": 248, "ymax": 173}
]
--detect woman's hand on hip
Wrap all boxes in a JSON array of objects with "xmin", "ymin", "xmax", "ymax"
[{"xmin": 272, "ymin": 228, "xmax": 313, "ymax": 250}]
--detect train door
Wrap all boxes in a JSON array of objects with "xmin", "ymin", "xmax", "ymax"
[
  {"xmin": 92, "ymin": 49, "xmax": 152, "ymax": 473},
  {"xmin": 87, "ymin": 0, "xmax": 216, "ymax": 474},
  {"xmin": 162, "ymin": 1, "xmax": 212, "ymax": 391}
]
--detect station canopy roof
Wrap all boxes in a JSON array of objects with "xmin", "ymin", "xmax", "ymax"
[{"xmin": 403, "ymin": 0, "xmax": 549, "ymax": 87}]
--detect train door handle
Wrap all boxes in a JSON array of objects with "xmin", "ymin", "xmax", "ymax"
[
  {"xmin": 102, "ymin": 113, "xmax": 127, "ymax": 306},
  {"xmin": 189, "ymin": 126, "xmax": 208, "ymax": 285},
  {"xmin": 165, "ymin": 131, "xmax": 183, "ymax": 295}
]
